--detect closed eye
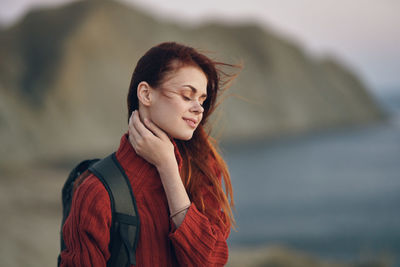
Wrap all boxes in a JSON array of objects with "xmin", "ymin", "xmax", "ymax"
[
  {"xmin": 182, "ymin": 95, "xmax": 191, "ymax": 101},
  {"xmin": 181, "ymin": 93, "xmax": 205, "ymax": 106}
]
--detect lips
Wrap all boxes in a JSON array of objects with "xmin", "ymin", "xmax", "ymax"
[{"xmin": 183, "ymin": 117, "xmax": 198, "ymax": 128}]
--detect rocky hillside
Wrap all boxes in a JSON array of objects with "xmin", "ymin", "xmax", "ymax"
[{"xmin": 0, "ymin": 0, "xmax": 384, "ymax": 165}]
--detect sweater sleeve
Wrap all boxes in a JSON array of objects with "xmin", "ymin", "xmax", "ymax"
[
  {"xmin": 60, "ymin": 175, "xmax": 112, "ymax": 267},
  {"xmin": 169, "ymin": 181, "xmax": 231, "ymax": 266}
]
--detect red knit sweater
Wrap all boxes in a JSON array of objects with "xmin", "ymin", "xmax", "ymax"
[{"xmin": 60, "ymin": 133, "xmax": 230, "ymax": 266}]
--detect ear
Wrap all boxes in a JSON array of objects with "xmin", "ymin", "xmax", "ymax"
[{"xmin": 137, "ymin": 81, "xmax": 153, "ymax": 107}]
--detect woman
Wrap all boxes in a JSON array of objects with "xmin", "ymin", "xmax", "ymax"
[{"xmin": 60, "ymin": 42, "xmax": 238, "ymax": 266}]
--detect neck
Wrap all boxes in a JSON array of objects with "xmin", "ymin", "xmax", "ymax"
[{"xmin": 138, "ymin": 107, "xmax": 150, "ymax": 124}]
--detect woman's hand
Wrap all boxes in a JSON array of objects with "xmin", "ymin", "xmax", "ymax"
[
  {"xmin": 129, "ymin": 110, "xmax": 191, "ymax": 227},
  {"xmin": 128, "ymin": 110, "xmax": 176, "ymax": 170}
]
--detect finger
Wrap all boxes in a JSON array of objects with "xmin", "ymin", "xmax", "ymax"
[
  {"xmin": 128, "ymin": 111, "xmax": 135, "ymax": 131},
  {"xmin": 129, "ymin": 116, "xmax": 142, "ymax": 145},
  {"xmin": 143, "ymin": 118, "xmax": 168, "ymax": 140},
  {"xmin": 128, "ymin": 133, "xmax": 137, "ymax": 149},
  {"xmin": 129, "ymin": 111, "xmax": 143, "ymax": 137}
]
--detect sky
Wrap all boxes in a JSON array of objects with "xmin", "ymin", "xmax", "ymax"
[{"xmin": 1, "ymin": 0, "xmax": 399, "ymax": 94}]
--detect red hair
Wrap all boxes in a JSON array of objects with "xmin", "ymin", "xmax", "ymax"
[{"xmin": 127, "ymin": 42, "xmax": 240, "ymax": 228}]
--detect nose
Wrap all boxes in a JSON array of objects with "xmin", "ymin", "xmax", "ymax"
[{"xmin": 190, "ymin": 100, "xmax": 204, "ymax": 114}]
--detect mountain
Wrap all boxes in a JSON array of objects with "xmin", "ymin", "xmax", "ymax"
[{"xmin": 0, "ymin": 0, "xmax": 384, "ymax": 165}]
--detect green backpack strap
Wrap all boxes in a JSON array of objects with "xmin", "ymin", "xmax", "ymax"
[{"xmin": 89, "ymin": 153, "xmax": 140, "ymax": 267}]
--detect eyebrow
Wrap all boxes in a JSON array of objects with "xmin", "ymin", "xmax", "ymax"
[{"xmin": 182, "ymin": 85, "xmax": 207, "ymax": 98}]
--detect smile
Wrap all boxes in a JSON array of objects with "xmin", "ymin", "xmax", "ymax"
[{"xmin": 183, "ymin": 118, "xmax": 197, "ymax": 129}]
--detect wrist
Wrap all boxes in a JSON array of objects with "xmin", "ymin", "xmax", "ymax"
[{"xmin": 156, "ymin": 158, "xmax": 179, "ymax": 176}]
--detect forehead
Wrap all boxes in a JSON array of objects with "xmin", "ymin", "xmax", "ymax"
[{"xmin": 161, "ymin": 65, "xmax": 208, "ymax": 95}]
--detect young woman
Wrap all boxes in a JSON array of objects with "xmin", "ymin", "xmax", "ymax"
[{"xmin": 60, "ymin": 42, "xmax": 238, "ymax": 266}]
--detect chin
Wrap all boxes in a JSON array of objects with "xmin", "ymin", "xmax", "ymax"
[
  {"xmin": 171, "ymin": 131, "xmax": 194, "ymax": 141},
  {"xmin": 175, "ymin": 134, "xmax": 193, "ymax": 141}
]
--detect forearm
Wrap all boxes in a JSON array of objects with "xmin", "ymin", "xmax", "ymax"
[{"xmin": 157, "ymin": 160, "xmax": 191, "ymax": 227}]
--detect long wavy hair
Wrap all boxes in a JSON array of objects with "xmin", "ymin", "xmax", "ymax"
[{"xmin": 127, "ymin": 42, "xmax": 239, "ymax": 228}]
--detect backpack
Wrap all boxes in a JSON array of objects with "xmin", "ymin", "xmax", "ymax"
[{"xmin": 57, "ymin": 153, "xmax": 140, "ymax": 267}]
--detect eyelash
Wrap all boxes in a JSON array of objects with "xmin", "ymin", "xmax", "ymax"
[{"xmin": 182, "ymin": 95, "xmax": 204, "ymax": 106}]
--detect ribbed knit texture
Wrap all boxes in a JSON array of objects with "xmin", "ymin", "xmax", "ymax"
[{"xmin": 60, "ymin": 133, "xmax": 230, "ymax": 266}]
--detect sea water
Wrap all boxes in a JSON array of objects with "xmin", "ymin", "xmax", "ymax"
[{"xmin": 224, "ymin": 90, "xmax": 400, "ymax": 264}]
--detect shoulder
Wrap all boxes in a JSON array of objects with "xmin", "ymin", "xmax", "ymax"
[{"xmin": 72, "ymin": 173, "xmax": 111, "ymax": 217}]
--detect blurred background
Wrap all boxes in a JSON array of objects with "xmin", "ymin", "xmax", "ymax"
[{"xmin": 0, "ymin": 0, "xmax": 399, "ymax": 266}]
